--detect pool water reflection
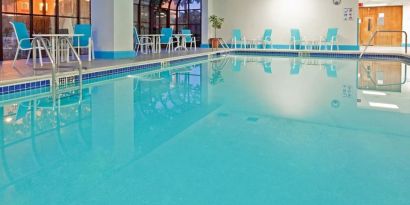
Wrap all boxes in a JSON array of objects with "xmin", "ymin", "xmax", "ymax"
[{"xmin": 1, "ymin": 56, "xmax": 410, "ymax": 204}]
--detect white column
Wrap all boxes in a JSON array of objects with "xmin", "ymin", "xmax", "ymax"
[
  {"xmin": 201, "ymin": 0, "xmax": 211, "ymax": 47},
  {"xmin": 91, "ymin": 0, "xmax": 134, "ymax": 59}
]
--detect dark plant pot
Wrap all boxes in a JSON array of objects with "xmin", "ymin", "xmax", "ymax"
[{"xmin": 209, "ymin": 38, "xmax": 220, "ymax": 49}]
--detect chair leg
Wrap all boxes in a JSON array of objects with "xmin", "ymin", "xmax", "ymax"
[
  {"xmin": 92, "ymin": 42, "xmax": 95, "ymax": 60},
  {"xmin": 26, "ymin": 49, "xmax": 32, "ymax": 64},
  {"xmin": 12, "ymin": 47, "xmax": 20, "ymax": 68},
  {"xmin": 88, "ymin": 47, "xmax": 91, "ymax": 61},
  {"xmin": 39, "ymin": 48, "xmax": 43, "ymax": 67}
]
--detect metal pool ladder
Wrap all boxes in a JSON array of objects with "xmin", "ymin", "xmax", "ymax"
[
  {"xmin": 32, "ymin": 37, "xmax": 84, "ymax": 108},
  {"xmin": 32, "ymin": 36, "xmax": 83, "ymax": 88},
  {"xmin": 360, "ymin": 30, "xmax": 408, "ymax": 59}
]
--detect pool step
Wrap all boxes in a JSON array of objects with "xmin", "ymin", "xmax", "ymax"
[
  {"xmin": 298, "ymin": 51, "xmax": 311, "ymax": 58},
  {"xmin": 161, "ymin": 61, "xmax": 170, "ymax": 68}
]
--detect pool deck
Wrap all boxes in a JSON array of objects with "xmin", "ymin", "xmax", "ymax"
[
  {"xmin": 0, "ymin": 46, "xmax": 408, "ymax": 86},
  {"xmin": 0, "ymin": 48, "xmax": 228, "ymax": 85}
]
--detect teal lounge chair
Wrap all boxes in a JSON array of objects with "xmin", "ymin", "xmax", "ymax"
[
  {"xmin": 231, "ymin": 29, "xmax": 247, "ymax": 49},
  {"xmin": 290, "ymin": 29, "xmax": 304, "ymax": 50},
  {"xmin": 181, "ymin": 29, "xmax": 197, "ymax": 50},
  {"xmin": 10, "ymin": 21, "xmax": 48, "ymax": 67},
  {"xmin": 160, "ymin": 28, "xmax": 178, "ymax": 53},
  {"xmin": 320, "ymin": 28, "xmax": 339, "ymax": 51},
  {"xmin": 73, "ymin": 24, "xmax": 95, "ymax": 61},
  {"xmin": 261, "ymin": 29, "xmax": 272, "ymax": 49}
]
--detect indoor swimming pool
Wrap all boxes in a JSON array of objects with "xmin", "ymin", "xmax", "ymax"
[{"xmin": 1, "ymin": 54, "xmax": 410, "ymax": 204}]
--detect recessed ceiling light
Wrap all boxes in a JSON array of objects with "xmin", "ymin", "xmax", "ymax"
[
  {"xmin": 362, "ymin": 90, "xmax": 387, "ymax": 96},
  {"xmin": 369, "ymin": 102, "xmax": 399, "ymax": 109}
]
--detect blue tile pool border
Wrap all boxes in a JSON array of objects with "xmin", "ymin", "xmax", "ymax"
[{"xmin": 1, "ymin": 50, "xmax": 410, "ymax": 96}]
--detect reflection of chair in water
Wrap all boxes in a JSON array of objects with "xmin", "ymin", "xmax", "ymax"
[
  {"xmin": 232, "ymin": 57, "xmax": 245, "ymax": 72},
  {"xmin": 262, "ymin": 61, "xmax": 272, "ymax": 74},
  {"xmin": 16, "ymin": 101, "xmax": 31, "ymax": 120},
  {"xmin": 323, "ymin": 63, "xmax": 337, "ymax": 78},
  {"xmin": 290, "ymin": 58, "xmax": 302, "ymax": 75},
  {"xmin": 0, "ymin": 88, "xmax": 91, "ymax": 189}
]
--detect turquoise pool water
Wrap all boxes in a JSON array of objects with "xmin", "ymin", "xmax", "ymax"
[{"xmin": 1, "ymin": 55, "xmax": 410, "ymax": 205}]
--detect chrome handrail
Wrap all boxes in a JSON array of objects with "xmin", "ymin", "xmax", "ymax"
[
  {"xmin": 360, "ymin": 30, "xmax": 408, "ymax": 58},
  {"xmin": 32, "ymin": 36, "xmax": 83, "ymax": 108},
  {"xmin": 58, "ymin": 37, "xmax": 83, "ymax": 103}
]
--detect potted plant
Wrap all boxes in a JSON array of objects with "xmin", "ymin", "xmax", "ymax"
[{"xmin": 209, "ymin": 15, "xmax": 224, "ymax": 49}]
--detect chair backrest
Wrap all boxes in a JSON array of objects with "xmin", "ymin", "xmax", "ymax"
[
  {"xmin": 325, "ymin": 64, "xmax": 337, "ymax": 78},
  {"xmin": 160, "ymin": 28, "xmax": 173, "ymax": 43},
  {"xmin": 290, "ymin": 58, "xmax": 301, "ymax": 75},
  {"xmin": 10, "ymin": 21, "xmax": 31, "ymax": 49},
  {"xmin": 182, "ymin": 29, "xmax": 193, "ymax": 42},
  {"xmin": 262, "ymin": 29, "xmax": 272, "ymax": 41},
  {"xmin": 232, "ymin": 29, "xmax": 242, "ymax": 41},
  {"xmin": 73, "ymin": 24, "xmax": 92, "ymax": 47},
  {"xmin": 133, "ymin": 26, "xmax": 140, "ymax": 44},
  {"xmin": 263, "ymin": 61, "xmax": 272, "ymax": 74},
  {"xmin": 290, "ymin": 29, "xmax": 301, "ymax": 42},
  {"xmin": 232, "ymin": 58, "xmax": 243, "ymax": 72},
  {"xmin": 326, "ymin": 28, "xmax": 338, "ymax": 42}
]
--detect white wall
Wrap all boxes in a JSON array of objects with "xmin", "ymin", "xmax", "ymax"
[
  {"xmin": 403, "ymin": 4, "xmax": 410, "ymax": 45},
  {"xmin": 203, "ymin": 0, "xmax": 359, "ymax": 47}
]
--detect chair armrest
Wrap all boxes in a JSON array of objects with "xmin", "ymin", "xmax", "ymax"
[
  {"xmin": 19, "ymin": 38, "xmax": 34, "ymax": 44},
  {"xmin": 319, "ymin": 36, "xmax": 326, "ymax": 42}
]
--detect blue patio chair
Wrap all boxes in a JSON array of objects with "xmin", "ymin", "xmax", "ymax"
[
  {"xmin": 261, "ymin": 29, "xmax": 272, "ymax": 49},
  {"xmin": 10, "ymin": 21, "xmax": 48, "ymax": 67},
  {"xmin": 72, "ymin": 24, "xmax": 95, "ymax": 61},
  {"xmin": 181, "ymin": 29, "xmax": 197, "ymax": 50},
  {"xmin": 290, "ymin": 58, "xmax": 302, "ymax": 75},
  {"xmin": 231, "ymin": 29, "xmax": 247, "ymax": 49},
  {"xmin": 320, "ymin": 28, "xmax": 339, "ymax": 51},
  {"xmin": 290, "ymin": 29, "xmax": 304, "ymax": 50},
  {"xmin": 134, "ymin": 26, "xmax": 153, "ymax": 54},
  {"xmin": 160, "ymin": 28, "xmax": 178, "ymax": 53}
]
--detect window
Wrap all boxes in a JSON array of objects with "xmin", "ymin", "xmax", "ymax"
[
  {"xmin": 0, "ymin": 0, "xmax": 92, "ymax": 60},
  {"xmin": 133, "ymin": 0, "xmax": 201, "ymax": 44}
]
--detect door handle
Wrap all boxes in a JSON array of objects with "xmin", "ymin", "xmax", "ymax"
[{"xmin": 368, "ymin": 19, "xmax": 371, "ymax": 31}]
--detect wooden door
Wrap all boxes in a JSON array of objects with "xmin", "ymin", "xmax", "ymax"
[
  {"xmin": 359, "ymin": 6, "xmax": 403, "ymax": 46},
  {"xmin": 360, "ymin": 8, "xmax": 377, "ymax": 45},
  {"xmin": 358, "ymin": 61, "xmax": 402, "ymax": 92}
]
